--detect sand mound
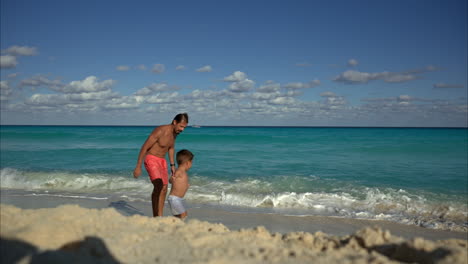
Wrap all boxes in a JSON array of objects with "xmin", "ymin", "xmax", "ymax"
[{"xmin": 1, "ymin": 204, "xmax": 466, "ymax": 264}]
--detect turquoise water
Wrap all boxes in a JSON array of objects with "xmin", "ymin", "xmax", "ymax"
[{"xmin": 1, "ymin": 126, "xmax": 467, "ymax": 230}]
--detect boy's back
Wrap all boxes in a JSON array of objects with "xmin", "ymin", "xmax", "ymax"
[
  {"xmin": 167, "ymin": 149, "xmax": 194, "ymax": 219},
  {"xmin": 169, "ymin": 169, "xmax": 189, "ymax": 198}
]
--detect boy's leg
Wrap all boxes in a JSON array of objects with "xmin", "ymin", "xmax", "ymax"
[
  {"xmin": 151, "ymin": 179, "xmax": 167, "ymax": 217},
  {"xmin": 175, "ymin": 211, "xmax": 187, "ymax": 220}
]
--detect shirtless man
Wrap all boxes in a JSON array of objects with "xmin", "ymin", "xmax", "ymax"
[{"xmin": 133, "ymin": 113, "xmax": 188, "ymax": 217}]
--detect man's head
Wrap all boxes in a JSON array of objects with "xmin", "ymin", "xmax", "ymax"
[
  {"xmin": 172, "ymin": 113, "xmax": 189, "ymax": 134},
  {"xmin": 176, "ymin": 149, "xmax": 194, "ymax": 169}
]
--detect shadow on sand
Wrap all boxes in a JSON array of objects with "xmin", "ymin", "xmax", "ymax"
[
  {"xmin": 1, "ymin": 236, "xmax": 120, "ymax": 264},
  {"xmin": 108, "ymin": 200, "xmax": 145, "ymax": 216}
]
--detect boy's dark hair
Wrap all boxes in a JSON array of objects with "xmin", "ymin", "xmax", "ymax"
[
  {"xmin": 176, "ymin": 149, "xmax": 194, "ymax": 165},
  {"xmin": 173, "ymin": 113, "xmax": 189, "ymax": 123}
]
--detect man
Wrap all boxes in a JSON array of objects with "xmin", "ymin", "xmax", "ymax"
[{"xmin": 133, "ymin": 113, "xmax": 188, "ymax": 217}]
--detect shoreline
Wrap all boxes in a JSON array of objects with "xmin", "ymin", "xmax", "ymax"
[
  {"xmin": 1, "ymin": 189, "xmax": 466, "ymax": 241},
  {"xmin": 2, "ymin": 205, "xmax": 467, "ymax": 263}
]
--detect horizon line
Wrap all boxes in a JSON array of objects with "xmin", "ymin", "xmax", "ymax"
[{"xmin": 1, "ymin": 124, "xmax": 467, "ymax": 129}]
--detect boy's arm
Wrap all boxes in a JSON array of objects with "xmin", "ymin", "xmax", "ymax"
[{"xmin": 133, "ymin": 128, "xmax": 160, "ymax": 178}]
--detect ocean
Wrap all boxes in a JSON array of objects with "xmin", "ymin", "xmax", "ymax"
[{"xmin": 1, "ymin": 125, "xmax": 467, "ymax": 231}]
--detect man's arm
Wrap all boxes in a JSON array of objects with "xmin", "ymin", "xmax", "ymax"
[
  {"xmin": 168, "ymin": 144, "xmax": 176, "ymax": 176},
  {"xmin": 133, "ymin": 128, "xmax": 160, "ymax": 178}
]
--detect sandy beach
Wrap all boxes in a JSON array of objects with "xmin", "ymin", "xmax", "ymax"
[{"xmin": 1, "ymin": 191, "xmax": 467, "ymax": 264}]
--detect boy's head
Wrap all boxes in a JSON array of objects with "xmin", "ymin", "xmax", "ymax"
[{"xmin": 176, "ymin": 149, "xmax": 194, "ymax": 169}]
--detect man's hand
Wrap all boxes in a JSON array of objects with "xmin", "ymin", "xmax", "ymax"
[
  {"xmin": 171, "ymin": 166, "xmax": 176, "ymax": 176},
  {"xmin": 133, "ymin": 167, "xmax": 141, "ymax": 179}
]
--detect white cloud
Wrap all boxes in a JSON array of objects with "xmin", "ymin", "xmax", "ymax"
[
  {"xmin": 283, "ymin": 79, "xmax": 320, "ymax": 89},
  {"xmin": 268, "ymin": 96, "xmax": 296, "ymax": 105},
  {"xmin": 60, "ymin": 76, "xmax": 116, "ymax": 93},
  {"xmin": 196, "ymin": 65, "xmax": 212, "ymax": 72},
  {"xmin": 0, "ymin": 55, "xmax": 18, "ymax": 69},
  {"xmin": 137, "ymin": 65, "xmax": 147, "ymax": 71},
  {"xmin": 27, "ymin": 90, "xmax": 119, "ymax": 106},
  {"xmin": 347, "ymin": 59, "xmax": 358, "ymax": 67},
  {"xmin": 223, "ymin": 71, "xmax": 255, "ymax": 93},
  {"xmin": 145, "ymin": 92, "xmax": 180, "ymax": 104},
  {"xmin": 333, "ymin": 70, "xmax": 419, "ymax": 84},
  {"xmin": 433, "ymin": 83, "xmax": 464, "ymax": 89},
  {"xmin": 334, "ymin": 66, "xmax": 439, "ymax": 85},
  {"xmin": 116, "ymin": 65, "xmax": 130, "ymax": 71},
  {"xmin": 224, "ymin": 71, "xmax": 247, "ymax": 82},
  {"xmin": 2, "ymin": 45, "xmax": 38, "ymax": 56},
  {"xmin": 134, "ymin": 83, "xmax": 177, "ymax": 96},
  {"xmin": 176, "ymin": 65, "xmax": 186, "ymax": 71},
  {"xmin": 0, "ymin": 81, "xmax": 12, "ymax": 101},
  {"xmin": 257, "ymin": 81, "xmax": 281, "ymax": 93},
  {"xmin": 102, "ymin": 96, "xmax": 140, "ymax": 110},
  {"xmin": 228, "ymin": 79, "xmax": 255, "ymax": 93},
  {"xmin": 20, "ymin": 75, "xmax": 64, "ymax": 89},
  {"xmin": 151, "ymin": 64, "xmax": 166, "ymax": 74},
  {"xmin": 251, "ymin": 91, "xmax": 281, "ymax": 101}
]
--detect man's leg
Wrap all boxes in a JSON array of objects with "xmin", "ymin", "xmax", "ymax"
[
  {"xmin": 158, "ymin": 184, "xmax": 168, "ymax": 216},
  {"xmin": 151, "ymin": 179, "xmax": 165, "ymax": 217}
]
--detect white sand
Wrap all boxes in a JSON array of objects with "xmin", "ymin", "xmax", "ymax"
[{"xmin": 1, "ymin": 204, "xmax": 467, "ymax": 264}]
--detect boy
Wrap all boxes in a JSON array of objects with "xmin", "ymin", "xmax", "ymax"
[{"xmin": 168, "ymin": 149, "xmax": 194, "ymax": 219}]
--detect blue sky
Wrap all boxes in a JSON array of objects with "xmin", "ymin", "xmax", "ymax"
[{"xmin": 1, "ymin": 0, "xmax": 466, "ymax": 126}]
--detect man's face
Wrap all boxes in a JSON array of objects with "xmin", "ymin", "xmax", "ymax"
[{"xmin": 173, "ymin": 121, "xmax": 187, "ymax": 134}]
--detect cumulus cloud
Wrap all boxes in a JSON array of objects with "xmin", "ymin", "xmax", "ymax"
[
  {"xmin": 283, "ymin": 79, "xmax": 320, "ymax": 89},
  {"xmin": 60, "ymin": 76, "xmax": 115, "ymax": 93},
  {"xmin": 223, "ymin": 71, "xmax": 255, "ymax": 93},
  {"xmin": 20, "ymin": 75, "xmax": 119, "ymax": 113},
  {"xmin": 334, "ymin": 66, "xmax": 439, "ymax": 84},
  {"xmin": 116, "ymin": 65, "xmax": 130, "ymax": 71},
  {"xmin": 2, "ymin": 46, "xmax": 38, "ymax": 56},
  {"xmin": 145, "ymin": 92, "xmax": 180, "ymax": 104},
  {"xmin": 151, "ymin": 64, "xmax": 166, "ymax": 74},
  {"xmin": 134, "ymin": 83, "xmax": 178, "ymax": 96},
  {"xmin": 0, "ymin": 81, "xmax": 12, "ymax": 101},
  {"xmin": 251, "ymin": 91, "xmax": 281, "ymax": 101},
  {"xmin": 224, "ymin": 71, "xmax": 247, "ymax": 82},
  {"xmin": 20, "ymin": 75, "xmax": 64, "ymax": 89},
  {"xmin": 102, "ymin": 96, "xmax": 140, "ymax": 110},
  {"xmin": 433, "ymin": 83, "xmax": 464, "ymax": 89},
  {"xmin": 176, "ymin": 65, "xmax": 186, "ymax": 71},
  {"xmin": 319, "ymin": 91, "xmax": 347, "ymax": 109},
  {"xmin": 196, "ymin": 65, "xmax": 212, "ymax": 72},
  {"xmin": 256, "ymin": 81, "xmax": 281, "ymax": 93},
  {"xmin": 268, "ymin": 96, "xmax": 296, "ymax": 105},
  {"xmin": 228, "ymin": 79, "xmax": 255, "ymax": 93},
  {"xmin": 333, "ymin": 70, "xmax": 419, "ymax": 84},
  {"xmin": 0, "ymin": 46, "xmax": 38, "ymax": 69},
  {"xmin": 0, "ymin": 55, "xmax": 18, "ymax": 69}
]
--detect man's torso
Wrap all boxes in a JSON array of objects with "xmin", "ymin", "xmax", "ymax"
[{"xmin": 147, "ymin": 125, "xmax": 175, "ymax": 158}]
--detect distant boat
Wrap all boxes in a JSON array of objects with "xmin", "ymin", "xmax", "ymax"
[{"xmin": 191, "ymin": 125, "xmax": 201, "ymax": 128}]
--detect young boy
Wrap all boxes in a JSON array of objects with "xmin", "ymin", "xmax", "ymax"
[{"xmin": 167, "ymin": 149, "xmax": 194, "ymax": 219}]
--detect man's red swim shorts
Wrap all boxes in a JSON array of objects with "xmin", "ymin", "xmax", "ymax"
[{"xmin": 144, "ymin": 154, "xmax": 168, "ymax": 185}]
